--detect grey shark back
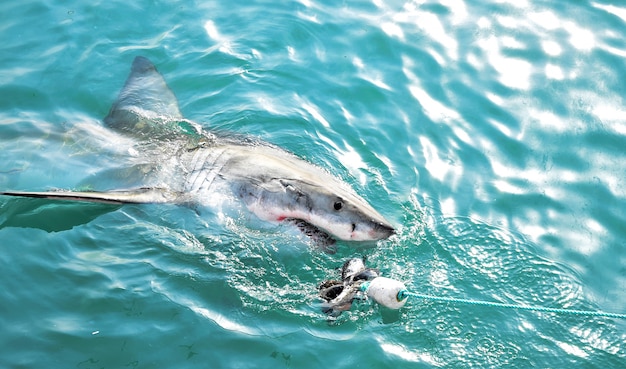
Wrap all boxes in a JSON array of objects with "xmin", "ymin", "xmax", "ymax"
[{"xmin": 1, "ymin": 56, "xmax": 395, "ymax": 246}]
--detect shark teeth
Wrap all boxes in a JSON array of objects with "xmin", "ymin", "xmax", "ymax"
[{"xmin": 285, "ymin": 218, "xmax": 336, "ymax": 253}]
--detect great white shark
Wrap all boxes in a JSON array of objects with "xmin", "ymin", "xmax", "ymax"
[{"xmin": 0, "ymin": 56, "xmax": 395, "ymax": 247}]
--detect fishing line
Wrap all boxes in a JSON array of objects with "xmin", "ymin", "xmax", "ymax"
[
  {"xmin": 397, "ymin": 290, "xmax": 626, "ymax": 319},
  {"xmin": 356, "ymin": 278, "xmax": 626, "ymax": 319}
]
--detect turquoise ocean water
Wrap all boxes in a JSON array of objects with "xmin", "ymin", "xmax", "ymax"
[{"xmin": 1, "ymin": 0, "xmax": 626, "ymax": 367}]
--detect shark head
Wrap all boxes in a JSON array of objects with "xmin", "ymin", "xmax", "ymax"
[
  {"xmin": 279, "ymin": 178, "xmax": 395, "ymax": 242},
  {"xmin": 229, "ymin": 149, "xmax": 396, "ymax": 243}
]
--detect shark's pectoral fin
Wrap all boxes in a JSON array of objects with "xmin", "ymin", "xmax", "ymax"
[
  {"xmin": 0, "ymin": 187, "xmax": 183, "ymax": 205},
  {"xmin": 0, "ymin": 197, "xmax": 119, "ymax": 232},
  {"xmin": 286, "ymin": 218, "xmax": 337, "ymax": 254},
  {"xmin": 0, "ymin": 187, "xmax": 183, "ymax": 232}
]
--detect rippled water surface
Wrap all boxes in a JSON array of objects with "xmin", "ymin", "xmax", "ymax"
[{"xmin": 1, "ymin": 0, "xmax": 626, "ymax": 367}]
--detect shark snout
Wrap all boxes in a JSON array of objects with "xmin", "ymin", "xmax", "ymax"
[
  {"xmin": 348, "ymin": 218, "xmax": 395, "ymax": 241},
  {"xmin": 370, "ymin": 221, "xmax": 395, "ymax": 240}
]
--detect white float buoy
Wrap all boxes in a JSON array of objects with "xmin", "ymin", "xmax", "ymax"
[{"xmin": 361, "ymin": 277, "xmax": 408, "ymax": 309}]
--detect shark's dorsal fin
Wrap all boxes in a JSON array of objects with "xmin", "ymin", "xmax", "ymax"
[{"xmin": 104, "ymin": 56, "xmax": 184, "ymax": 136}]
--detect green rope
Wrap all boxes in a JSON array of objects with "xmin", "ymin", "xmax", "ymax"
[{"xmin": 398, "ymin": 290, "xmax": 626, "ymax": 319}]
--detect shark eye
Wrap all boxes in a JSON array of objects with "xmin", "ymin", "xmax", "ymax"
[{"xmin": 333, "ymin": 201, "xmax": 343, "ymax": 211}]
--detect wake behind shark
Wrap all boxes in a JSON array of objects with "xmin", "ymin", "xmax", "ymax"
[{"xmin": 1, "ymin": 56, "xmax": 394, "ymax": 247}]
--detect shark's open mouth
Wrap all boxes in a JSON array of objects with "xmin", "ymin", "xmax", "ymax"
[{"xmin": 286, "ymin": 218, "xmax": 337, "ymax": 253}]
